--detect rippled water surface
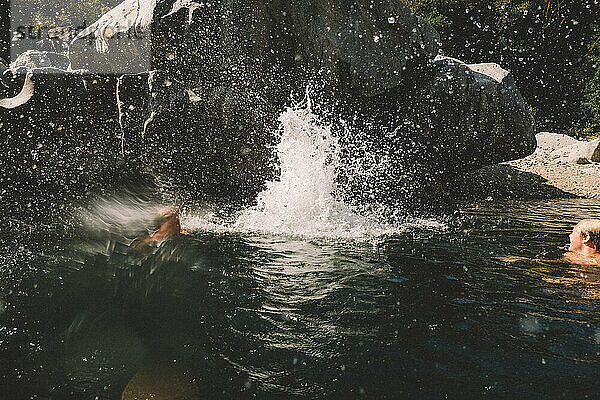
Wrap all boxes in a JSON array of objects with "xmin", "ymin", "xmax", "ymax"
[{"xmin": 2, "ymin": 198, "xmax": 600, "ymax": 399}]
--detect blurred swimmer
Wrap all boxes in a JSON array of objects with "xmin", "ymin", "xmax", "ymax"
[{"xmin": 135, "ymin": 207, "xmax": 187, "ymax": 248}]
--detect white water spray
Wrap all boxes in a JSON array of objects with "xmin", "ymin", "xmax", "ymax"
[
  {"xmin": 226, "ymin": 96, "xmax": 445, "ymax": 238},
  {"xmin": 81, "ymin": 96, "xmax": 445, "ymax": 240}
]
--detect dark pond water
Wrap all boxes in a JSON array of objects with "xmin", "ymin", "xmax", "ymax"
[{"xmin": 1, "ymin": 198, "xmax": 600, "ymax": 399}]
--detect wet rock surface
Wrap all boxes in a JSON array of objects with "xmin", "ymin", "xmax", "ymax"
[{"xmin": 1, "ymin": 0, "xmax": 537, "ymax": 213}]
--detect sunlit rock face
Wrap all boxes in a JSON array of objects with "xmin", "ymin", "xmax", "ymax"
[
  {"xmin": 11, "ymin": 50, "xmax": 70, "ymax": 70},
  {"xmin": 0, "ymin": 0, "xmax": 536, "ymax": 214}
]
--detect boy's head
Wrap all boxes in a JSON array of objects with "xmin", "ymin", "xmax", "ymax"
[{"xmin": 569, "ymin": 219, "xmax": 600, "ymax": 253}]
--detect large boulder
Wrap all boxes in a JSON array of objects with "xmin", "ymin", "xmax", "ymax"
[
  {"xmin": 0, "ymin": 0, "xmax": 537, "ymax": 214},
  {"xmin": 118, "ymin": 70, "xmax": 278, "ymax": 203},
  {"xmin": 334, "ymin": 55, "xmax": 536, "ymax": 206},
  {"xmin": 535, "ymin": 132, "xmax": 600, "ymax": 163},
  {"xmin": 280, "ymin": 0, "xmax": 440, "ymax": 96},
  {"xmin": 0, "ymin": 67, "xmax": 277, "ymax": 220},
  {"xmin": 0, "ymin": 70, "xmax": 123, "ymax": 220},
  {"xmin": 70, "ymin": 0, "xmax": 440, "ymax": 97},
  {"xmin": 411, "ymin": 56, "xmax": 536, "ymax": 169}
]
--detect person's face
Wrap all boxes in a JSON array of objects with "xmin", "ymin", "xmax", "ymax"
[{"xmin": 569, "ymin": 227, "xmax": 586, "ymax": 253}]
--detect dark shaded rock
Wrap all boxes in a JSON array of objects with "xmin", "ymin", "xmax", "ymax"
[
  {"xmin": 0, "ymin": 70, "xmax": 122, "ymax": 221},
  {"xmin": 0, "ymin": 0, "xmax": 8, "ymax": 63},
  {"xmin": 44, "ymin": 26, "xmax": 81, "ymax": 54},
  {"xmin": 11, "ymin": 50, "xmax": 70, "ymax": 70},
  {"xmin": 592, "ymin": 144, "xmax": 600, "ymax": 163},
  {"xmin": 116, "ymin": 70, "xmax": 278, "ymax": 203},
  {"xmin": 281, "ymin": 0, "xmax": 440, "ymax": 96},
  {"xmin": 409, "ymin": 56, "xmax": 536, "ymax": 170},
  {"xmin": 72, "ymin": 0, "xmax": 440, "ymax": 98},
  {"xmin": 0, "ymin": 68, "xmax": 277, "ymax": 221},
  {"xmin": 333, "ymin": 56, "xmax": 536, "ymax": 208},
  {"xmin": 1, "ymin": 0, "xmax": 537, "ymax": 215}
]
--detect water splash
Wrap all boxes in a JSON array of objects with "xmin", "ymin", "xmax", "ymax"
[
  {"xmin": 78, "ymin": 196, "xmax": 168, "ymax": 238},
  {"xmin": 188, "ymin": 96, "xmax": 446, "ymax": 239},
  {"xmin": 77, "ymin": 97, "xmax": 446, "ymax": 240}
]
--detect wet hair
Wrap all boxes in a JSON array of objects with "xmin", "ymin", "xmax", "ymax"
[
  {"xmin": 152, "ymin": 206, "xmax": 180, "ymax": 229},
  {"xmin": 574, "ymin": 219, "xmax": 600, "ymax": 249},
  {"xmin": 155, "ymin": 209, "xmax": 175, "ymax": 223}
]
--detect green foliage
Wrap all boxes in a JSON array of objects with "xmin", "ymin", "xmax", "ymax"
[
  {"xmin": 19, "ymin": 0, "xmax": 119, "ymax": 28},
  {"xmin": 402, "ymin": 0, "xmax": 450, "ymax": 27},
  {"xmin": 582, "ymin": 25, "xmax": 600, "ymax": 137},
  {"xmin": 402, "ymin": 0, "xmax": 600, "ymax": 136}
]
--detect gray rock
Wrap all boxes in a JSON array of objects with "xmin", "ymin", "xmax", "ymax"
[
  {"xmin": 329, "ymin": 55, "xmax": 536, "ymax": 208},
  {"xmin": 11, "ymin": 50, "xmax": 70, "ymax": 70},
  {"xmin": 0, "ymin": 68, "xmax": 277, "ymax": 219},
  {"xmin": 558, "ymin": 140, "xmax": 600, "ymax": 163},
  {"xmin": 535, "ymin": 132, "xmax": 579, "ymax": 150},
  {"xmin": 536, "ymin": 132, "xmax": 600, "ymax": 163},
  {"xmin": 71, "ymin": 0, "xmax": 439, "ymax": 97},
  {"xmin": 1, "ymin": 1, "xmax": 537, "ymax": 212},
  {"xmin": 410, "ymin": 56, "xmax": 536, "ymax": 169},
  {"xmin": 281, "ymin": 0, "xmax": 441, "ymax": 96},
  {"xmin": 0, "ymin": 70, "xmax": 123, "ymax": 221},
  {"xmin": 467, "ymin": 62, "xmax": 510, "ymax": 83}
]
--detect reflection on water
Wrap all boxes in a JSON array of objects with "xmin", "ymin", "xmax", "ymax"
[
  {"xmin": 1, "ymin": 199, "xmax": 600, "ymax": 399},
  {"xmin": 540, "ymin": 264, "xmax": 600, "ymax": 300}
]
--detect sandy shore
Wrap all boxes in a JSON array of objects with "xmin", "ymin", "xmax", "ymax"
[
  {"xmin": 506, "ymin": 155, "xmax": 600, "ymax": 199},
  {"xmin": 455, "ymin": 133, "xmax": 600, "ymax": 201}
]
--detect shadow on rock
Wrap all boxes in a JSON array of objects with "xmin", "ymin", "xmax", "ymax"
[{"xmin": 450, "ymin": 164, "xmax": 575, "ymax": 201}]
